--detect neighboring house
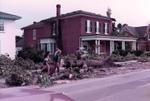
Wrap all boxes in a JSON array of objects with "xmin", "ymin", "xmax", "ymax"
[
  {"xmin": 16, "ymin": 38, "xmax": 24, "ymax": 55},
  {"xmin": 0, "ymin": 12, "xmax": 21, "ymax": 59},
  {"xmin": 22, "ymin": 4, "xmax": 138, "ymax": 55},
  {"xmin": 120, "ymin": 25, "xmax": 150, "ymax": 51}
]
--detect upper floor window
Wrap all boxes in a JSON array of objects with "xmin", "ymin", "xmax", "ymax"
[
  {"xmin": 104, "ymin": 22, "xmax": 109, "ymax": 35},
  {"xmin": 52, "ymin": 23, "xmax": 56, "ymax": 35},
  {"xmin": 0, "ymin": 20, "xmax": 4, "ymax": 32},
  {"xmin": 95, "ymin": 21, "xmax": 100, "ymax": 34},
  {"xmin": 33, "ymin": 29, "xmax": 36, "ymax": 40},
  {"xmin": 85, "ymin": 20, "xmax": 92, "ymax": 33}
]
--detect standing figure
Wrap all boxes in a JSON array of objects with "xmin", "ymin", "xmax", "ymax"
[
  {"xmin": 41, "ymin": 52, "xmax": 52, "ymax": 75},
  {"xmin": 53, "ymin": 48, "xmax": 62, "ymax": 74}
]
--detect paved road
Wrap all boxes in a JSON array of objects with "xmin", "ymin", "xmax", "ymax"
[{"xmin": 43, "ymin": 69, "xmax": 150, "ymax": 101}]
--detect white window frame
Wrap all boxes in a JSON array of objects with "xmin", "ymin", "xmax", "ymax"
[
  {"xmin": 96, "ymin": 21, "xmax": 100, "ymax": 34},
  {"xmin": 40, "ymin": 39, "xmax": 56, "ymax": 53},
  {"xmin": 33, "ymin": 29, "xmax": 36, "ymax": 40},
  {"xmin": 86, "ymin": 20, "xmax": 91, "ymax": 33},
  {"xmin": 0, "ymin": 19, "xmax": 4, "ymax": 32},
  {"xmin": 104, "ymin": 23, "xmax": 108, "ymax": 35}
]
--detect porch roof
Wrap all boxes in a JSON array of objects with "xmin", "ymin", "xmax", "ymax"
[{"xmin": 80, "ymin": 35, "xmax": 137, "ymax": 42}]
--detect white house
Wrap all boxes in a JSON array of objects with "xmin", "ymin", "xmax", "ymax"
[{"xmin": 0, "ymin": 12, "xmax": 21, "ymax": 59}]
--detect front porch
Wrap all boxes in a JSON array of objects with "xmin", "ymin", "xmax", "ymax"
[{"xmin": 80, "ymin": 35, "xmax": 137, "ymax": 55}]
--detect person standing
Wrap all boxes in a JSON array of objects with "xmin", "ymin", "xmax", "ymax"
[
  {"xmin": 53, "ymin": 48, "xmax": 62, "ymax": 74},
  {"xmin": 41, "ymin": 52, "xmax": 52, "ymax": 75}
]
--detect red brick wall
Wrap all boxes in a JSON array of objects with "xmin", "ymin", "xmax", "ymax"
[
  {"xmin": 23, "ymin": 24, "xmax": 51, "ymax": 49},
  {"xmin": 80, "ymin": 16, "xmax": 112, "ymax": 35},
  {"xmin": 61, "ymin": 17, "xmax": 82, "ymax": 54}
]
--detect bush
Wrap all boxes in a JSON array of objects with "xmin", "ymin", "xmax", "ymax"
[
  {"xmin": 131, "ymin": 50, "xmax": 144, "ymax": 56},
  {"xmin": 112, "ymin": 50, "xmax": 128, "ymax": 56},
  {"xmin": 17, "ymin": 47, "xmax": 43, "ymax": 63},
  {"xmin": 5, "ymin": 73, "xmax": 23, "ymax": 86}
]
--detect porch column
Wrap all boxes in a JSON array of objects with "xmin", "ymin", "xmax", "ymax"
[
  {"xmin": 80, "ymin": 40, "xmax": 83, "ymax": 47},
  {"xmin": 110, "ymin": 41, "xmax": 114, "ymax": 54},
  {"xmin": 122, "ymin": 41, "xmax": 125, "ymax": 50},
  {"xmin": 95, "ymin": 40, "xmax": 98, "ymax": 54},
  {"xmin": 132, "ymin": 41, "xmax": 136, "ymax": 50},
  {"xmin": 97, "ymin": 40, "xmax": 101, "ymax": 55}
]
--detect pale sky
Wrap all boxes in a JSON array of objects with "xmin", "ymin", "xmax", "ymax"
[{"xmin": 1, "ymin": 0, "xmax": 150, "ymax": 36}]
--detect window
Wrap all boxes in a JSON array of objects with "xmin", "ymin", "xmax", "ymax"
[
  {"xmin": 52, "ymin": 23, "xmax": 56, "ymax": 35},
  {"xmin": 103, "ymin": 22, "xmax": 105, "ymax": 34},
  {"xmin": 107, "ymin": 23, "xmax": 109, "ymax": 33},
  {"xmin": 104, "ymin": 23, "xmax": 108, "ymax": 35},
  {"xmin": 99, "ymin": 23, "xmax": 102, "ymax": 33},
  {"xmin": 96, "ymin": 21, "xmax": 100, "ymax": 34},
  {"xmin": 40, "ymin": 43, "xmax": 55, "ymax": 53},
  {"xmin": 0, "ymin": 20, "xmax": 4, "ymax": 32},
  {"xmin": 33, "ymin": 29, "xmax": 36, "ymax": 40},
  {"xmin": 85, "ymin": 20, "xmax": 92, "ymax": 33}
]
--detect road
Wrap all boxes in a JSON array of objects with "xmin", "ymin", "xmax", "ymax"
[{"xmin": 43, "ymin": 69, "xmax": 150, "ymax": 101}]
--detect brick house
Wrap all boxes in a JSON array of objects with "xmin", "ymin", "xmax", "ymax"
[
  {"xmin": 120, "ymin": 25, "xmax": 150, "ymax": 51},
  {"xmin": 22, "ymin": 5, "xmax": 149, "ymax": 55}
]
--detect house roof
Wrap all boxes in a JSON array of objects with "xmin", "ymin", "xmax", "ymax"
[
  {"xmin": 0, "ymin": 12, "xmax": 21, "ymax": 20},
  {"xmin": 23, "ymin": 10, "xmax": 115, "ymax": 29},
  {"xmin": 120, "ymin": 25, "xmax": 148, "ymax": 38},
  {"xmin": 21, "ymin": 22, "xmax": 45, "ymax": 30},
  {"xmin": 43, "ymin": 10, "xmax": 116, "ymax": 22},
  {"xmin": 135, "ymin": 26, "xmax": 147, "ymax": 37}
]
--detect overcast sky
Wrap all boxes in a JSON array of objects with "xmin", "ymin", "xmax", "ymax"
[{"xmin": 1, "ymin": 0, "xmax": 150, "ymax": 35}]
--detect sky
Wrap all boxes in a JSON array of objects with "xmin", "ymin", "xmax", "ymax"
[{"xmin": 1, "ymin": 0, "xmax": 150, "ymax": 36}]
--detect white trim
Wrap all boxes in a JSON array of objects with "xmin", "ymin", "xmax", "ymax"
[
  {"xmin": 132, "ymin": 41, "xmax": 136, "ymax": 50},
  {"xmin": 110, "ymin": 41, "xmax": 114, "ymax": 54},
  {"xmin": 122, "ymin": 41, "xmax": 125, "ymax": 50},
  {"xmin": 104, "ymin": 23, "xmax": 108, "ymax": 35},
  {"xmin": 81, "ymin": 35, "xmax": 137, "ymax": 42},
  {"xmin": 86, "ymin": 20, "xmax": 91, "ymax": 33},
  {"xmin": 40, "ymin": 38, "xmax": 55, "ymax": 44},
  {"xmin": 97, "ymin": 40, "xmax": 100, "ymax": 54},
  {"xmin": 95, "ymin": 40, "xmax": 98, "ymax": 54},
  {"xmin": 96, "ymin": 21, "xmax": 100, "ymax": 34}
]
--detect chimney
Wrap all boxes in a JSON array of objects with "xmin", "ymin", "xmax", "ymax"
[
  {"xmin": 33, "ymin": 21, "xmax": 36, "ymax": 24},
  {"xmin": 106, "ymin": 8, "xmax": 111, "ymax": 18},
  {"xmin": 56, "ymin": 4, "xmax": 61, "ymax": 17}
]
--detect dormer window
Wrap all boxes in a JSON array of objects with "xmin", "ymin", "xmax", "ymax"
[
  {"xmin": 0, "ymin": 20, "xmax": 4, "ymax": 32},
  {"xmin": 85, "ymin": 20, "xmax": 92, "ymax": 33},
  {"xmin": 33, "ymin": 29, "xmax": 36, "ymax": 40}
]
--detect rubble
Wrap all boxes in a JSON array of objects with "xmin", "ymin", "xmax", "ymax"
[{"xmin": 1, "ymin": 53, "xmax": 150, "ymax": 88}]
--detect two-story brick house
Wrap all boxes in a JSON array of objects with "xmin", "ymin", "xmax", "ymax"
[{"xmin": 22, "ymin": 5, "xmax": 139, "ymax": 55}]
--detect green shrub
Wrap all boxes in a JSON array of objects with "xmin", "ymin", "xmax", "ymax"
[
  {"xmin": 112, "ymin": 50, "xmax": 128, "ymax": 57},
  {"xmin": 131, "ymin": 50, "xmax": 144, "ymax": 56},
  {"xmin": 5, "ymin": 73, "xmax": 23, "ymax": 86},
  {"xmin": 17, "ymin": 47, "xmax": 43, "ymax": 63}
]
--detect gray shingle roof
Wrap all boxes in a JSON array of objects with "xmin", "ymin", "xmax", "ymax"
[
  {"xmin": 42, "ymin": 10, "xmax": 116, "ymax": 22},
  {"xmin": 120, "ymin": 25, "xmax": 148, "ymax": 38},
  {"xmin": 0, "ymin": 12, "xmax": 21, "ymax": 20}
]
